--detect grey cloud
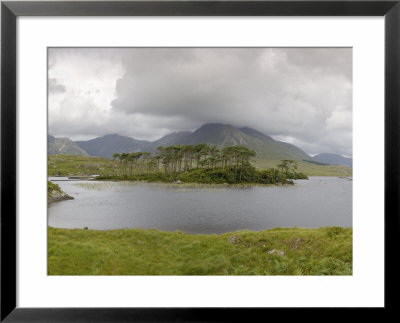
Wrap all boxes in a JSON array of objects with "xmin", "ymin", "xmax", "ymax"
[
  {"xmin": 48, "ymin": 78, "xmax": 66, "ymax": 94},
  {"xmin": 48, "ymin": 48, "xmax": 352, "ymax": 156}
]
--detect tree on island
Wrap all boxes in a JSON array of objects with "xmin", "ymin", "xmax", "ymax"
[{"xmin": 105, "ymin": 143, "xmax": 307, "ymax": 184}]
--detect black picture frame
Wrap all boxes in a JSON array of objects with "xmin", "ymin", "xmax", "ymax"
[{"xmin": 1, "ymin": 0, "xmax": 399, "ymax": 321}]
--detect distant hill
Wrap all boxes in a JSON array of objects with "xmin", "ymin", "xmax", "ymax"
[
  {"xmin": 313, "ymin": 153, "xmax": 352, "ymax": 167},
  {"xmin": 75, "ymin": 134, "xmax": 151, "ymax": 158},
  {"xmin": 73, "ymin": 124, "xmax": 313, "ymax": 161},
  {"xmin": 48, "ymin": 135, "xmax": 88, "ymax": 156}
]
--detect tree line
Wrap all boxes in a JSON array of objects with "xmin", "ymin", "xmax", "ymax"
[
  {"xmin": 107, "ymin": 143, "xmax": 306, "ymax": 184},
  {"xmin": 112, "ymin": 144, "xmax": 255, "ymax": 175}
]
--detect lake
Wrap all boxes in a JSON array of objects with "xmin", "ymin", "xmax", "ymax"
[{"xmin": 48, "ymin": 177, "xmax": 352, "ymax": 234}]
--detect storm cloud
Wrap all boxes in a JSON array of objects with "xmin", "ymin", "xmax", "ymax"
[{"xmin": 48, "ymin": 47, "xmax": 352, "ymax": 156}]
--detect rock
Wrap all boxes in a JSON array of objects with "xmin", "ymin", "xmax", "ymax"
[
  {"xmin": 267, "ymin": 249, "xmax": 285, "ymax": 256},
  {"xmin": 292, "ymin": 238, "xmax": 304, "ymax": 250},
  {"xmin": 228, "ymin": 235, "xmax": 239, "ymax": 244},
  {"xmin": 48, "ymin": 189, "xmax": 74, "ymax": 203}
]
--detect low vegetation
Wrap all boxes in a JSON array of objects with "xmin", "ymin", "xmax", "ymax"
[
  {"xmin": 98, "ymin": 163, "xmax": 307, "ymax": 185},
  {"xmin": 48, "ymin": 180, "xmax": 73, "ymax": 202},
  {"xmin": 48, "ymin": 226, "xmax": 352, "ymax": 275},
  {"xmin": 254, "ymin": 159, "xmax": 352, "ymax": 177},
  {"xmin": 48, "ymin": 155, "xmax": 114, "ymax": 176},
  {"xmin": 48, "ymin": 180, "xmax": 62, "ymax": 197},
  {"xmin": 49, "ymin": 144, "xmax": 308, "ymax": 184},
  {"xmin": 104, "ymin": 144, "xmax": 307, "ymax": 184},
  {"xmin": 48, "ymin": 154, "xmax": 351, "ymax": 180}
]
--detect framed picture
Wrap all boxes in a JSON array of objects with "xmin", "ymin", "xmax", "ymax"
[{"xmin": 1, "ymin": 0, "xmax": 399, "ymax": 320}]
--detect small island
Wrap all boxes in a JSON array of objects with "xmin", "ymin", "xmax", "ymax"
[
  {"xmin": 98, "ymin": 144, "xmax": 308, "ymax": 185},
  {"xmin": 48, "ymin": 181, "xmax": 73, "ymax": 203}
]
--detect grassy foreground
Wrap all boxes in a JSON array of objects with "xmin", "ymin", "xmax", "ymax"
[{"xmin": 48, "ymin": 226, "xmax": 352, "ymax": 275}]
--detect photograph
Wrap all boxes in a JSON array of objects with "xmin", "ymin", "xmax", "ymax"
[{"xmin": 47, "ymin": 47, "xmax": 353, "ymax": 276}]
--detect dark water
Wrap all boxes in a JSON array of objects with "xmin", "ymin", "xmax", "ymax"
[{"xmin": 48, "ymin": 177, "xmax": 352, "ymax": 234}]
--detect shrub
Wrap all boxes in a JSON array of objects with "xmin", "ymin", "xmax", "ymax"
[{"xmin": 48, "ymin": 181, "xmax": 62, "ymax": 197}]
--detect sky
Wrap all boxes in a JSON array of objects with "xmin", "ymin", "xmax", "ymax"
[{"xmin": 48, "ymin": 47, "xmax": 352, "ymax": 157}]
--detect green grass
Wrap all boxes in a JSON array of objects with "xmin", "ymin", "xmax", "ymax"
[
  {"xmin": 48, "ymin": 155, "xmax": 114, "ymax": 176},
  {"xmin": 49, "ymin": 155, "xmax": 352, "ymax": 178},
  {"xmin": 254, "ymin": 159, "xmax": 352, "ymax": 177},
  {"xmin": 48, "ymin": 181, "xmax": 62, "ymax": 197},
  {"xmin": 48, "ymin": 226, "xmax": 352, "ymax": 275},
  {"xmin": 96, "ymin": 166, "xmax": 307, "ymax": 185}
]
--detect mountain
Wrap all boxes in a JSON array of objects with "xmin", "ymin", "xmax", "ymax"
[
  {"xmin": 313, "ymin": 153, "xmax": 352, "ymax": 167},
  {"xmin": 48, "ymin": 135, "xmax": 89, "ymax": 156},
  {"xmin": 73, "ymin": 124, "xmax": 313, "ymax": 161},
  {"xmin": 75, "ymin": 134, "xmax": 152, "ymax": 158},
  {"xmin": 151, "ymin": 131, "xmax": 192, "ymax": 148},
  {"xmin": 172, "ymin": 123, "xmax": 313, "ymax": 160},
  {"xmin": 239, "ymin": 126, "xmax": 312, "ymax": 161}
]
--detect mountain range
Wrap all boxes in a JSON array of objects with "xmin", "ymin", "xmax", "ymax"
[
  {"xmin": 48, "ymin": 123, "xmax": 352, "ymax": 167},
  {"xmin": 74, "ymin": 123, "xmax": 313, "ymax": 161},
  {"xmin": 48, "ymin": 134, "xmax": 88, "ymax": 156}
]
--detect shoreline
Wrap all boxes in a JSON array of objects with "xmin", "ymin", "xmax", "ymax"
[
  {"xmin": 48, "ymin": 155, "xmax": 353, "ymax": 178},
  {"xmin": 48, "ymin": 175, "xmax": 351, "ymax": 190},
  {"xmin": 94, "ymin": 178, "xmax": 297, "ymax": 187},
  {"xmin": 48, "ymin": 224, "xmax": 352, "ymax": 234},
  {"xmin": 48, "ymin": 194, "xmax": 74, "ymax": 204},
  {"xmin": 48, "ymin": 180, "xmax": 74, "ymax": 203}
]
